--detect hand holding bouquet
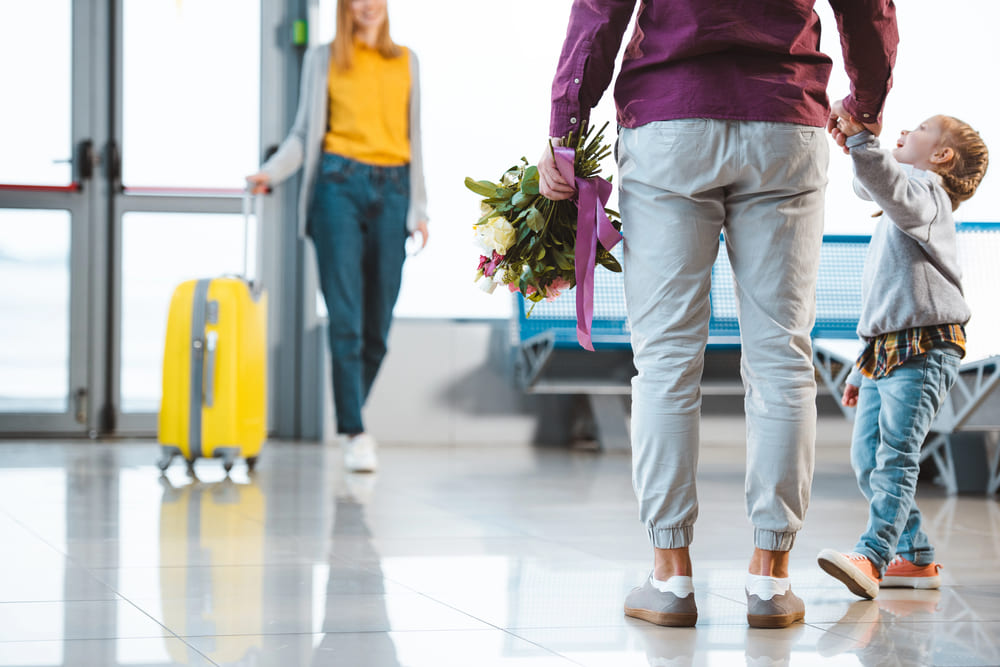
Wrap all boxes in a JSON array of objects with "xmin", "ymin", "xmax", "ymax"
[{"xmin": 466, "ymin": 122, "xmax": 622, "ymax": 350}]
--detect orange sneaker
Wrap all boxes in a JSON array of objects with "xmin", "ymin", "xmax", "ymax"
[
  {"xmin": 881, "ymin": 555, "xmax": 942, "ymax": 589},
  {"xmin": 817, "ymin": 549, "xmax": 881, "ymax": 599}
]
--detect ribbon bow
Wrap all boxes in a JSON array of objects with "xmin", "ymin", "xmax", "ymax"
[{"xmin": 553, "ymin": 145, "xmax": 623, "ymax": 351}]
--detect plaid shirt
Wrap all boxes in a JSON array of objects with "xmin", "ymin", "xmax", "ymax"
[{"xmin": 856, "ymin": 324, "xmax": 966, "ymax": 380}]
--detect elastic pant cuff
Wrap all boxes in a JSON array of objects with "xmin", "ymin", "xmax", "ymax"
[
  {"xmin": 648, "ymin": 525, "xmax": 694, "ymax": 550},
  {"xmin": 754, "ymin": 528, "xmax": 796, "ymax": 552}
]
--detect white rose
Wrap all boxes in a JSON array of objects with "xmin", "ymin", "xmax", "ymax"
[
  {"xmin": 476, "ymin": 216, "xmax": 516, "ymax": 255},
  {"xmin": 477, "ymin": 275, "xmax": 498, "ymax": 294}
]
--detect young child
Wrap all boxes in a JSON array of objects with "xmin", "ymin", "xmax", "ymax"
[{"xmin": 817, "ymin": 108, "xmax": 989, "ymax": 599}]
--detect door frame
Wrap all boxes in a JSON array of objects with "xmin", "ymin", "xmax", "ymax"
[{"xmin": 0, "ymin": 1, "xmax": 303, "ymax": 438}]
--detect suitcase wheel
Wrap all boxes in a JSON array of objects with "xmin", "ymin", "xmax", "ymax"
[{"xmin": 246, "ymin": 456, "xmax": 258, "ymax": 473}]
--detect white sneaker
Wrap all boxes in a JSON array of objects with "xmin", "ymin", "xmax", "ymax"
[{"xmin": 342, "ymin": 433, "xmax": 377, "ymax": 473}]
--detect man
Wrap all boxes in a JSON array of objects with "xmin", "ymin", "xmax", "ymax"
[{"xmin": 538, "ymin": 1, "xmax": 897, "ymax": 628}]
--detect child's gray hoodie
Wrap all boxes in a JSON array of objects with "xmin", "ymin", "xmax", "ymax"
[{"xmin": 846, "ymin": 130, "xmax": 970, "ymax": 339}]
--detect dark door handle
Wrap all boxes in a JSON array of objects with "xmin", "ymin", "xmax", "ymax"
[
  {"xmin": 76, "ymin": 139, "xmax": 95, "ymax": 183},
  {"xmin": 106, "ymin": 140, "xmax": 122, "ymax": 191}
]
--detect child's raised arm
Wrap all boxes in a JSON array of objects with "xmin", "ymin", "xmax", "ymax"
[{"xmin": 846, "ymin": 133, "xmax": 941, "ymax": 240}]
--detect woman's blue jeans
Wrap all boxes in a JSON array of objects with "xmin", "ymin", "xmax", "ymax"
[
  {"xmin": 851, "ymin": 347, "xmax": 962, "ymax": 573},
  {"xmin": 308, "ymin": 153, "xmax": 410, "ymax": 435}
]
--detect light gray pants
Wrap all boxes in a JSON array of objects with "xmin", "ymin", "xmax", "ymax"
[{"xmin": 618, "ymin": 119, "xmax": 828, "ymax": 552}]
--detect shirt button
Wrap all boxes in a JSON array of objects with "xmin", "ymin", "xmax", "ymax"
[
  {"xmin": 574, "ymin": 78, "xmax": 580, "ymax": 84},
  {"xmin": 570, "ymin": 117, "xmax": 578, "ymax": 124}
]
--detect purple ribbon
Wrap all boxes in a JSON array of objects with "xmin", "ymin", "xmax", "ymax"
[{"xmin": 554, "ymin": 146, "xmax": 622, "ymax": 351}]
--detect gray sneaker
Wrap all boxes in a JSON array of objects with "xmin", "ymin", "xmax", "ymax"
[
  {"xmin": 624, "ymin": 576, "xmax": 698, "ymax": 627},
  {"xmin": 746, "ymin": 587, "xmax": 805, "ymax": 628}
]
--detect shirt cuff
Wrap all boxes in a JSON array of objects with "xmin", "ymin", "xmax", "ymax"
[
  {"xmin": 550, "ymin": 104, "xmax": 586, "ymax": 139},
  {"xmin": 841, "ymin": 96, "xmax": 883, "ymax": 126}
]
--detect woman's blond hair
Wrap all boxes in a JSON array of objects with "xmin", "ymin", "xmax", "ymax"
[
  {"xmin": 332, "ymin": 0, "xmax": 402, "ymax": 71},
  {"xmin": 934, "ymin": 115, "xmax": 990, "ymax": 211}
]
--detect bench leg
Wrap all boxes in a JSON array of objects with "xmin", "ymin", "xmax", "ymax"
[
  {"xmin": 518, "ymin": 332, "xmax": 556, "ymax": 390},
  {"xmin": 922, "ymin": 433, "xmax": 958, "ymax": 496},
  {"xmin": 588, "ymin": 394, "xmax": 631, "ymax": 453},
  {"xmin": 813, "ymin": 348, "xmax": 856, "ymax": 421},
  {"xmin": 987, "ymin": 432, "xmax": 1000, "ymax": 496}
]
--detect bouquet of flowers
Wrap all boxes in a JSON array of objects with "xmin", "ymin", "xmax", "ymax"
[
  {"xmin": 465, "ymin": 122, "xmax": 623, "ymax": 350},
  {"xmin": 466, "ymin": 122, "xmax": 622, "ymax": 304}
]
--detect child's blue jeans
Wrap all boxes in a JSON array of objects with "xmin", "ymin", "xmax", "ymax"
[
  {"xmin": 307, "ymin": 152, "xmax": 410, "ymax": 435},
  {"xmin": 851, "ymin": 347, "xmax": 962, "ymax": 574}
]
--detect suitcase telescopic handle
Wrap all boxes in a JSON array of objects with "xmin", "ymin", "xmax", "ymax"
[
  {"xmin": 241, "ymin": 190, "xmax": 265, "ymax": 294},
  {"xmin": 204, "ymin": 330, "xmax": 218, "ymax": 408}
]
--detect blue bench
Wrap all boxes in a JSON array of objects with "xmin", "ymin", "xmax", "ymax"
[
  {"xmin": 515, "ymin": 226, "xmax": 1000, "ymax": 487},
  {"xmin": 515, "ymin": 234, "xmax": 868, "ymax": 392}
]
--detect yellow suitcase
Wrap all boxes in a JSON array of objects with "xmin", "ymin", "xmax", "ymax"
[{"xmin": 158, "ymin": 276, "xmax": 267, "ymax": 474}]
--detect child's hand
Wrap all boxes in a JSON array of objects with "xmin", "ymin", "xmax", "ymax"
[
  {"xmin": 827, "ymin": 99, "xmax": 866, "ymax": 154},
  {"xmin": 841, "ymin": 383, "xmax": 859, "ymax": 408}
]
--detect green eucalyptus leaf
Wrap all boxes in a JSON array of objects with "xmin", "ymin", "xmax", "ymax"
[
  {"xmin": 464, "ymin": 177, "xmax": 500, "ymax": 197},
  {"xmin": 524, "ymin": 207, "xmax": 545, "ymax": 232},
  {"xmin": 512, "ymin": 191, "xmax": 535, "ymax": 209},
  {"xmin": 598, "ymin": 253, "xmax": 623, "ymax": 272},
  {"xmin": 555, "ymin": 249, "xmax": 574, "ymax": 271},
  {"xmin": 521, "ymin": 166, "xmax": 540, "ymax": 195}
]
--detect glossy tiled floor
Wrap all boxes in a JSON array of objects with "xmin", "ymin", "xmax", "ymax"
[{"xmin": 1, "ymin": 417, "xmax": 999, "ymax": 666}]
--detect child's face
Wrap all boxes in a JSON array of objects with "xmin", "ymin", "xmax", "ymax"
[{"xmin": 892, "ymin": 116, "xmax": 945, "ymax": 169}]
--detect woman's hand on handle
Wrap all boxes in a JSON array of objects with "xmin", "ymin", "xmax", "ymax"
[{"xmin": 246, "ymin": 171, "xmax": 271, "ymax": 195}]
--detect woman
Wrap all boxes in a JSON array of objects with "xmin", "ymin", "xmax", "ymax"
[{"xmin": 248, "ymin": 0, "xmax": 428, "ymax": 473}]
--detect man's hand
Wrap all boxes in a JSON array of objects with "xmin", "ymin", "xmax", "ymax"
[
  {"xmin": 538, "ymin": 139, "xmax": 576, "ymax": 201},
  {"xmin": 828, "ymin": 98, "xmax": 884, "ymax": 153},
  {"xmin": 841, "ymin": 383, "xmax": 859, "ymax": 408},
  {"xmin": 827, "ymin": 99, "xmax": 872, "ymax": 153}
]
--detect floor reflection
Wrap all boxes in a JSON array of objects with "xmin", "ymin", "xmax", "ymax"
[
  {"xmin": 158, "ymin": 474, "xmax": 266, "ymax": 664},
  {"xmin": 0, "ymin": 439, "xmax": 998, "ymax": 666},
  {"xmin": 817, "ymin": 587, "xmax": 1000, "ymax": 667},
  {"xmin": 310, "ymin": 474, "xmax": 400, "ymax": 666}
]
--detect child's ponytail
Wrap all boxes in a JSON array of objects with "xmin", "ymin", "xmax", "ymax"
[{"xmin": 937, "ymin": 116, "xmax": 989, "ymax": 210}]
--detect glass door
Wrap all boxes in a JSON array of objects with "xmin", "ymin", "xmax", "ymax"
[
  {"xmin": 113, "ymin": 0, "xmax": 262, "ymax": 434},
  {"xmin": 0, "ymin": 0, "xmax": 274, "ymax": 437},
  {"xmin": 0, "ymin": 1, "xmax": 95, "ymax": 434}
]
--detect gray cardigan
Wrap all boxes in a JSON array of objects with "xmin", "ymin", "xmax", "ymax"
[
  {"xmin": 845, "ymin": 131, "xmax": 971, "ymax": 385},
  {"xmin": 260, "ymin": 43, "xmax": 428, "ymax": 236}
]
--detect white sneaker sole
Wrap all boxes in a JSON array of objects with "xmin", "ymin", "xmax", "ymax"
[
  {"xmin": 817, "ymin": 549, "xmax": 880, "ymax": 599},
  {"xmin": 881, "ymin": 575, "xmax": 940, "ymax": 589}
]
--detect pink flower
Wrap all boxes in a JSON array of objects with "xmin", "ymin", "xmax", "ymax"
[
  {"xmin": 478, "ymin": 251, "xmax": 504, "ymax": 278},
  {"xmin": 544, "ymin": 276, "xmax": 572, "ymax": 301}
]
